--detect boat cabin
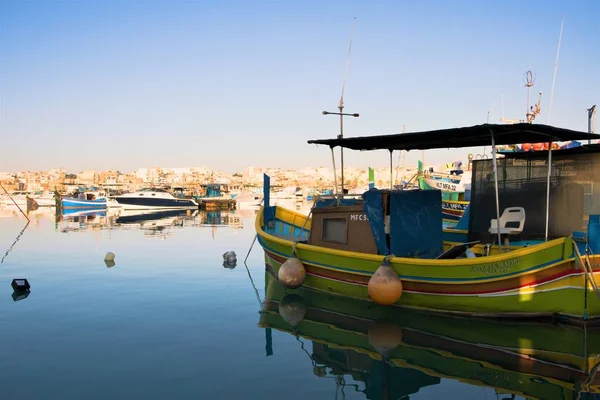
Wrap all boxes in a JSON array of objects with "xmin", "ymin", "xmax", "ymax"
[{"xmin": 308, "ymin": 189, "xmax": 445, "ymax": 259}]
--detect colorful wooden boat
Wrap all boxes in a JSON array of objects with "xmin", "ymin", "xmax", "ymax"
[
  {"xmin": 256, "ymin": 123, "xmax": 600, "ymax": 323},
  {"xmin": 258, "ymin": 270, "xmax": 600, "ymax": 399},
  {"xmin": 417, "ymin": 161, "xmax": 471, "ymax": 227}
]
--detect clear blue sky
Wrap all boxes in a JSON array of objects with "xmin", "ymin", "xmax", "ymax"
[{"xmin": 1, "ymin": 0, "xmax": 598, "ymax": 173}]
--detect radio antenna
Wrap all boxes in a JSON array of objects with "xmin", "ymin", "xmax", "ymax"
[
  {"xmin": 322, "ymin": 17, "xmax": 359, "ymax": 197},
  {"xmin": 339, "ymin": 17, "xmax": 356, "ymax": 109},
  {"xmin": 547, "ymin": 16, "xmax": 565, "ymax": 124}
]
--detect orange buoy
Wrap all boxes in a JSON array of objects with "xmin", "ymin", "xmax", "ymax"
[
  {"xmin": 367, "ymin": 258, "xmax": 403, "ymax": 306},
  {"xmin": 278, "ymin": 247, "xmax": 306, "ymax": 289},
  {"xmin": 522, "ymin": 143, "xmax": 532, "ymax": 152},
  {"xmin": 368, "ymin": 320, "xmax": 403, "ymax": 358}
]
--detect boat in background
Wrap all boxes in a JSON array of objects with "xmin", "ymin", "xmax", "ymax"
[
  {"xmin": 115, "ymin": 188, "xmax": 198, "ymax": 210},
  {"xmin": 60, "ymin": 190, "xmax": 108, "ymax": 210},
  {"xmin": 32, "ymin": 192, "xmax": 56, "ymax": 207},
  {"xmin": 236, "ymin": 192, "xmax": 263, "ymax": 208},
  {"xmin": 0, "ymin": 191, "xmax": 29, "ymax": 206},
  {"xmin": 417, "ymin": 160, "xmax": 471, "ymax": 227}
]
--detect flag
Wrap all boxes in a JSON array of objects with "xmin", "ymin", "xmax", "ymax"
[{"xmin": 368, "ymin": 167, "xmax": 375, "ymax": 189}]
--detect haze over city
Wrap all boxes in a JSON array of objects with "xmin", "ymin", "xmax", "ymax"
[{"xmin": 1, "ymin": 0, "xmax": 598, "ymax": 173}]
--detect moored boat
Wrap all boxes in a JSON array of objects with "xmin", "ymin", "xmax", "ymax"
[
  {"xmin": 255, "ymin": 123, "xmax": 600, "ymax": 323},
  {"xmin": 61, "ymin": 191, "xmax": 108, "ymax": 209},
  {"xmin": 115, "ymin": 188, "xmax": 198, "ymax": 210}
]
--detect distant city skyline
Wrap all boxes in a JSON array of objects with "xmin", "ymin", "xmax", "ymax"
[{"xmin": 1, "ymin": 0, "xmax": 598, "ymax": 173}]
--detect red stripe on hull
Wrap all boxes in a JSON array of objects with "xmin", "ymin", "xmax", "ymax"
[{"xmin": 263, "ymin": 249, "xmax": 588, "ymax": 296}]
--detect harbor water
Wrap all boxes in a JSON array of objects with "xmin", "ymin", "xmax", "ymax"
[{"xmin": 0, "ymin": 202, "xmax": 596, "ymax": 399}]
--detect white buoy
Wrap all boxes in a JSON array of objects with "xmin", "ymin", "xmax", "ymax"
[
  {"xmin": 104, "ymin": 252, "xmax": 115, "ymax": 262},
  {"xmin": 278, "ymin": 294, "xmax": 307, "ymax": 327},
  {"xmin": 368, "ymin": 257, "xmax": 403, "ymax": 306},
  {"xmin": 278, "ymin": 248, "xmax": 306, "ymax": 289}
]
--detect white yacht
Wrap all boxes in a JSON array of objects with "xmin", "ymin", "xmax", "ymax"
[
  {"xmin": 0, "ymin": 191, "xmax": 29, "ymax": 206},
  {"xmin": 115, "ymin": 188, "xmax": 198, "ymax": 210}
]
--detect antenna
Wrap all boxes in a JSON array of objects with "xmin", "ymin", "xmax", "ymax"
[
  {"xmin": 322, "ymin": 17, "xmax": 359, "ymax": 197},
  {"xmin": 524, "ymin": 70, "xmax": 542, "ymax": 123},
  {"xmin": 547, "ymin": 16, "xmax": 565, "ymax": 124},
  {"xmin": 339, "ymin": 17, "xmax": 357, "ymax": 109},
  {"xmin": 500, "ymin": 70, "xmax": 541, "ymax": 125}
]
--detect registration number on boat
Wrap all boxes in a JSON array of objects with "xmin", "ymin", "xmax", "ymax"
[{"xmin": 469, "ymin": 258, "xmax": 521, "ymax": 276}]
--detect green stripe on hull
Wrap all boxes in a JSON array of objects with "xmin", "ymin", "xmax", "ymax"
[
  {"xmin": 259, "ymin": 235, "xmax": 571, "ymax": 283},
  {"xmin": 265, "ymin": 254, "xmax": 596, "ymax": 319}
]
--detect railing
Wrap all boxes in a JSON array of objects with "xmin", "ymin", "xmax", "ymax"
[{"xmin": 574, "ymin": 242, "xmax": 600, "ymax": 300}]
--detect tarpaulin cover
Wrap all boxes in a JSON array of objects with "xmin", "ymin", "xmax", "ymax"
[
  {"xmin": 362, "ymin": 189, "xmax": 389, "ymax": 255},
  {"xmin": 589, "ymin": 215, "xmax": 600, "ymax": 254},
  {"xmin": 454, "ymin": 205, "xmax": 470, "ymax": 231},
  {"xmin": 390, "ymin": 190, "xmax": 443, "ymax": 259}
]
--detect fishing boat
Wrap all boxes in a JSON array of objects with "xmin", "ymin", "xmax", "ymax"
[
  {"xmin": 60, "ymin": 191, "xmax": 108, "ymax": 210},
  {"xmin": 417, "ymin": 161, "xmax": 471, "ymax": 227},
  {"xmin": 115, "ymin": 188, "xmax": 198, "ymax": 210},
  {"xmin": 255, "ymin": 123, "xmax": 600, "ymax": 323},
  {"xmin": 258, "ymin": 270, "xmax": 600, "ymax": 399}
]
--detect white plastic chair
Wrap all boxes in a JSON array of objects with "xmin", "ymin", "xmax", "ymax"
[
  {"xmin": 489, "ymin": 207, "xmax": 526, "ymax": 235},
  {"xmin": 489, "ymin": 207, "xmax": 526, "ymax": 248}
]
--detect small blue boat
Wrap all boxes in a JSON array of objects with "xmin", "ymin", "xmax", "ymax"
[{"xmin": 61, "ymin": 192, "xmax": 107, "ymax": 210}]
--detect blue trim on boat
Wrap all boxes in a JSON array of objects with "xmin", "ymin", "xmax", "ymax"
[{"xmin": 61, "ymin": 198, "xmax": 107, "ymax": 209}]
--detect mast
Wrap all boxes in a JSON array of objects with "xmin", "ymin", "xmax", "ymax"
[{"xmin": 322, "ymin": 18, "xmax": 359, "ymax": 197}]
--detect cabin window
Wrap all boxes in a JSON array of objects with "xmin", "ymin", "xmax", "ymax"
[{"xmin": 322, "ymin": 217, "xmax": 348, "ymax": 244}]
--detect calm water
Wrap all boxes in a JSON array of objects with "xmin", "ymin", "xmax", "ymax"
[{"xmin": 0, "ymin": 202, "xmax": 597, "ymax": 400}]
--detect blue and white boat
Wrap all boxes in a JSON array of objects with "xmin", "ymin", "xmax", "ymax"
[
  {"xmin": 61, "ymin": 192, "xmax": 108, "ymax": 209},
  {"xmin": 115, "ymin": 188, "xmax": 198, "ymax": 210}
]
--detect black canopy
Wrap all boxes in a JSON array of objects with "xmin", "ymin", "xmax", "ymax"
[{"xmin": 307, "ymin": 123, "xmax": 600, "ymax": 151}]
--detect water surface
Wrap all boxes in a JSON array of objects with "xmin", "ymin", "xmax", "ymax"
[{"xmin": 0, "ymin": 203, "xmax": 596, "ymax": 399}]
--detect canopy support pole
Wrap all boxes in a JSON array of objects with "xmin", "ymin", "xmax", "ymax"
[
  {"xmin": 330, "ymin": 147, "xmax": 340, "ymax": 206},
  {"xmin": 389, "ymin": 150, "xmax": 393, "ymax": 190},
  {"xmin": 490, "ymin": 130, "xmax": 502, "ymax": 248},
  {"xmin": 545, "ymin": 141, "xmax": 553, "ymax": 241}
]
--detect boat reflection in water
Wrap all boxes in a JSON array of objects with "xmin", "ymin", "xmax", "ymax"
[
  {"xmin": 57, "ymin": 209, "xmax": 111, "ymax": 233},
  {"xmin": 258, "ymin": 271, "xmax": 600, "ymax": 399},
  {"xmin": 115, "ymin": 209, "xmax": 199, "ymax": 239},
  {"xmin": 51, "ymin": 207, "xmax": 244, "ymax": 237}
]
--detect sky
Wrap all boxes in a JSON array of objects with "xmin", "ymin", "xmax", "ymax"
[{"xmin": 1, "ymin": 0, "xmax": 599, "ymax": 174}]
